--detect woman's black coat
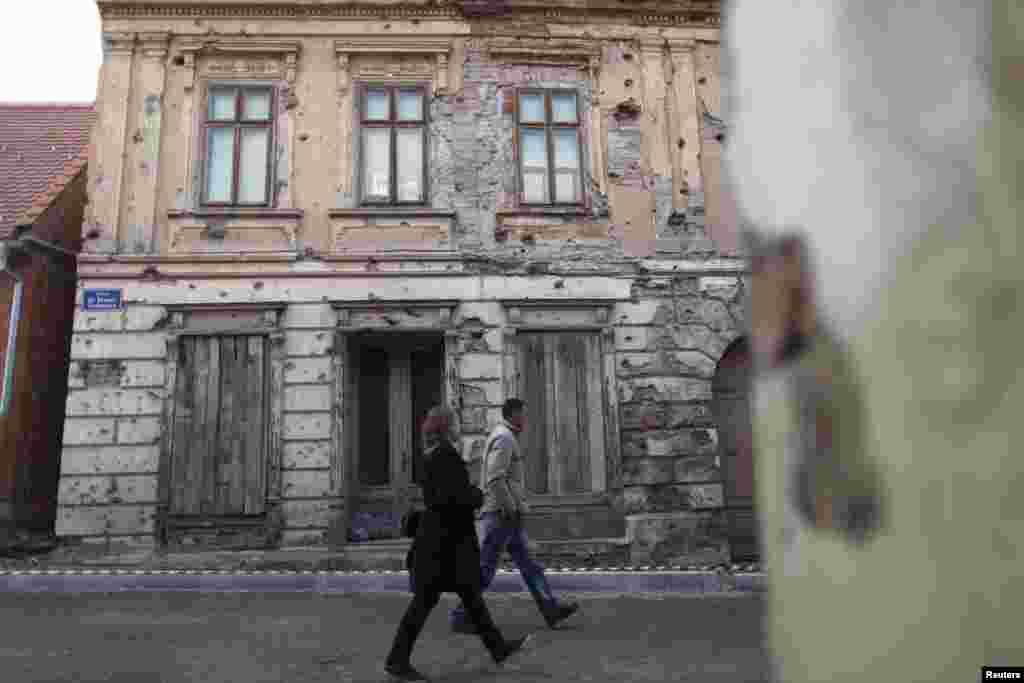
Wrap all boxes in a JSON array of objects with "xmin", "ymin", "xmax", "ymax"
[{"xmin": 407, "ymin": 439, "xmax": 484, "ymax": 595}]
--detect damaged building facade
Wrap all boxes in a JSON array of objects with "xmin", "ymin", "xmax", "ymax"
[{"xmin": 59, "ymin": 0, "xmax": 753, "ymax": 567}]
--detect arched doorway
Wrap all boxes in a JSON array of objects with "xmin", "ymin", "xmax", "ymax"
[{"xmin": 712, "ymin": 337, "xmax": 760, "ymax": 562}]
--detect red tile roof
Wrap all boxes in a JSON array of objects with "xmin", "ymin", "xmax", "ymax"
[{"xmin": 0, "ymin": 103, "xmax": 96, "ymax": 238}]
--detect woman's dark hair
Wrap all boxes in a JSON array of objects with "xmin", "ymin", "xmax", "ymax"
[{"xmin": 502, "ymin": 398, "xmax": 525, "ymax": 420}]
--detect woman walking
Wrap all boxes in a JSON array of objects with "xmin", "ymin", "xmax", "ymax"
[{"xmin": 385, "ymin": 405, "xmax": 530, "ymax": 682}]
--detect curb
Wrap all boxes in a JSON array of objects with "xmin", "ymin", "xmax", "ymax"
[{"xmin": 0, "ymin": 569, "xmax": 767, "ymax": 594}]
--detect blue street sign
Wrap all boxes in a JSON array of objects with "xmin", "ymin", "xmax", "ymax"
[{"xmin": 82, "ymin": 289, "xmax": 124, "ymax": 311}]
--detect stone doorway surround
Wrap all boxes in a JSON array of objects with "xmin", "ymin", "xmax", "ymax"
[
  {"xmin": 330, "ymin": 299, "xmax": 460, "ymax": 550},
  {"xmin": 157, "ymin": 303, "xmax": 288, "ymax": 550},
  {"xmin": 500, "ymin": 299, "xmax": 625, "ymax": 541}
]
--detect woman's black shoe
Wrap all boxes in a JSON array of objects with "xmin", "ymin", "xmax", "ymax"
[
  {"xmin": 384, "ymin": 663, "xmax": 429, "ymax": 681},
  {"xmin": 492, "ymin": 635, "xmax": 531, "ymax": 665},
  {"xmin": 543, "ymin": 601, "xmax": 579, "ymax": 628}
]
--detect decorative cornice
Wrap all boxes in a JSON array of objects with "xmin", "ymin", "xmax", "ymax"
[
  {"xmin": 666, "ymin": 38, "xmax": 697, "ymax": 53},
  {"xmin": 103, "ymin": 32, "xmax": 136, "ymax": 55},
  {"xmin": 486, "ymin": 37, "xmax": 601, "ymax": 67},
  {"xmin": 137, "ymin": 32, "xmax": 171, "ymax": 59},
  {"xmin": 334, "ymin": 36, "xmax": 454, "ymax": 94},
  {"xmin": 96, "ymin": 2, "xmax": 720, "ymax": 27},
  {"xmin": 178, "ymin": 39, "xmax": 302, "ymax": 89}
]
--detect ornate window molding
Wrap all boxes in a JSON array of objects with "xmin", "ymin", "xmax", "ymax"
[
  {"xmin": 334, "ymin": 37, "xmax": 454, "ymax": 96},
  {"xmin": 486, "ymin": 37, "xmax": 601, "ymax": 74},
  {"xmin": 179, "ymin": 40, "xmax": 302, "ymax": 91}
]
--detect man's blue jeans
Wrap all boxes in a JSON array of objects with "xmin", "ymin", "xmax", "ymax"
[{"xmin": 450, "ymin": 511, "xmax": 557, "ymax": 625}]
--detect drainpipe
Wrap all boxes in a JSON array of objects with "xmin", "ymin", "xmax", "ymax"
[{"xmin": 19, "ymin": 234, "xmax": 77, "ymax": 259}]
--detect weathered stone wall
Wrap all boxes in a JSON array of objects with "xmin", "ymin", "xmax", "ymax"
[
  {"xmin": 614, "ymin": 273, "xmax": 747, "ymax": 564},
  {"xmin": 60, "ymin": 306, "xmax": 168, "ymax": 551},
  {"xmin": 278, "ymin": 304, "xmax": 337, "ymax": 546}
]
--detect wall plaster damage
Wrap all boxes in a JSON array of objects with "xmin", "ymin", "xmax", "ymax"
[{"xmin": 60, "ymin": 0, "xmax": 749, "ymax": 566}]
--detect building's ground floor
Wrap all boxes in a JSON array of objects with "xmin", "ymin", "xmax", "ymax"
[{"xmin": 56, "ymin": 268, "xmax": 757, "ymax": 565}]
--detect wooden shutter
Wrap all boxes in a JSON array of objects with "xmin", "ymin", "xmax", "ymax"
[
  {"xmin": 517, "ymin": 332, "xmax": 606, "ymax": 495},
  {"xmin": 169, "ymin": 335, "xmax": 267, "ymax": 517}
]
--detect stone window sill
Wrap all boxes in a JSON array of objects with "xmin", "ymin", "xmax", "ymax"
[
  {"xmin": 168, "ymin": 208, "xmax": 304, "ymax": 220},
  {"xmin": 328, "ymin": 208, "xmax": 457, "ymax": 220},
  {"xmin": 496, "ymin": 207, "xmax": 590, "ymax": 219}
]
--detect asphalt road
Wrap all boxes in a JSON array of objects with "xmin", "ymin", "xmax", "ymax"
[{"xmin": 0, "ymin": 591, "xmax": 769, "ymax": 682}]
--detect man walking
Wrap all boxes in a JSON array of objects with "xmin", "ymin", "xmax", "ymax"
[{"xmin": 450, "ymin": 398, "xmax": 579, "ymax": 634}]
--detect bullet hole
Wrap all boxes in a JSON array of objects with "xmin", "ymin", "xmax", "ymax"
[
  {"xmin": 219, "ymin": 291, "xmax": 228, "ymax": 298},
  {"xmin": 624, "ymin": 78, "xmax": 634, "ymax": 88},
  {"xmin": 253, "ymin": 281, "xmax": 264, "ymax": 290},
  {"xmin": 188, "ymin": 283, "xmax": 197, "ymax": 289},
  {"xmin": 698, "ymin": 77, "xmax": 707, "ymax": 85},
  {"xmin": 298, "ymin": 133, "xmax": 310, "ymax": 142},
  {"xmin": 132, "ymin": 129, "xmax": 144, "ymax": 144},
  {"xmin": 677, "ymin": 138, "xmax": 685, "ymax": 149},
  {"xmin": 715, "ymin": 133, "xmax": 724, "ymax": 143},
  {"xmin": 85, "ymin": 228, "xmax": 101, "ymax": 239},
  {"xmin": 412, "ymin": 19, "xmax": 420, "ymax": 25},
  {"xmin": 522, "ymin": 233, "xmax": 535, "ymax": 245},
  {"xmin": 623, "ymin": 53, "xmax": 634, "ymax": 62},
  {"xmin": 554, "ymin": 280, "xmax": 565, "ymax": 289},
  {"xmin": 173, "ymin": 56, "xmax": 185, "ymax": 67},
  {"xmin": 384, "ymin": 23, "xmax": 391, "ymax": 29}
]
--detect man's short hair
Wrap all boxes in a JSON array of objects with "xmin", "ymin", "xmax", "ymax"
[{"xmin": 502, "ymin": 398, "xmax": 525, "ymax": 420}]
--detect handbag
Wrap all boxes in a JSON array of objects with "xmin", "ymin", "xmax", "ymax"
[{"xmin": 401, "ymin": 508, "xmax": 422, "ymax": 538}]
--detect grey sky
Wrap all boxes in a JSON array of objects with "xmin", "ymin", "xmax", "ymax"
[{"xmin": 1, "ymin": 1, "xmax": 102, "ymax": 102}]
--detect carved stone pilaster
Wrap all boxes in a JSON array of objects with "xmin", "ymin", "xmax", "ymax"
[
  {"xmin": 181, "ymin": 51, "xmax": 196, "ymax": 90},
  {"xmin": 437, "ymin": 52, "xmax": 449, "ymax": 93},
  {"xmin": 336, "ymin": 54, "xmax": 350, "ymax": 94},
  {"xmin": 104, "ymin": 32, "xmax": 136, "ymax": 56},
  {"xmin": 138, "ymin": 32, "xmax": 170, "ymax": 60},
  {"xmin": 284, "ymin": 52, "xmax": 298, "ymax": 84}
]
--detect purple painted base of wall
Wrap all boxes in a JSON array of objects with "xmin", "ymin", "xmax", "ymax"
[{"xmin": 0, "ymin": 571, "xmax": 766, "ymax": 594}]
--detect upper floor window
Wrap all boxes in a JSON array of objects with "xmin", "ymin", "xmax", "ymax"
[
  {"xmin": 202, "ymin": 86, "xmax": 274, "ymax": 207},
  {"xmin": 516, "ymin": 89, "xmax": 582, "ymax": 205},
  {"xmin": 358, "ymin": 85, "xmax": 428, "ymax": 205}
]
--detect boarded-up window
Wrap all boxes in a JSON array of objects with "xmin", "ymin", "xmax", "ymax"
[
  {"xmin": 516, "ymin": 332, "xmax": 606, "ymax": 495},
  {"xmin": 170, "ymin": 336, "xmax": 268, "ymax": 516}
]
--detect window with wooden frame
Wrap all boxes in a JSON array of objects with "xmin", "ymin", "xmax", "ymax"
[
  {"xmin": 202, "ymin": 86, "xmax": 275, "ymax": 207},
  {"xmin": 516, "ymin": 89, "xmax": 583, "ymax": 205},
  {"xmin": 358, "ymin": 85, "xmax": 428, "ymax": 205}
]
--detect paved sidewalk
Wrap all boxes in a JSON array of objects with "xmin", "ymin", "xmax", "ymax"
[{"xmin": 0, "ymin": 591, "xmax": 769, "ymax": 682}]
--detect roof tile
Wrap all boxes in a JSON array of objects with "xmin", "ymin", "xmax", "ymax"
[{"xmin": 0, "ymin": 103, "xmax": 96, "ymax": 238}]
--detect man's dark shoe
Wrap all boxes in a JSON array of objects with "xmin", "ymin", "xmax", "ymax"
[
  {"xmin": 384, "ymin": 663, "xmax": 429, "ymax": 681},
  {"xmin": 492, "ymin": 635, "xmax": 531, "ymax": 665},
  {"xmin": 543, "ymin": 601, "xmax": 579, "ymax": 628},
  {"xmin": 450, "ymin": 620, "xmax": 480, "ymax": 635}
]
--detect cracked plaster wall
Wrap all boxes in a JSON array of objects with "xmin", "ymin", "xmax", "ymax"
[{"xmin": 68, "ymin": 10, "xmax": 745, "ymax": 559}]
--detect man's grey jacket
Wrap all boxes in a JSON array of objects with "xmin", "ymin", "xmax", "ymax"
[{"xmin": 475, "ymin": 419, "xmax": 530, "ymax": 518}]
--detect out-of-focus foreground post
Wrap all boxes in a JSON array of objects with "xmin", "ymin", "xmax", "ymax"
[{"xmin": 723, "ymin": 1, "xmax": 1023, "ymax": 681}]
